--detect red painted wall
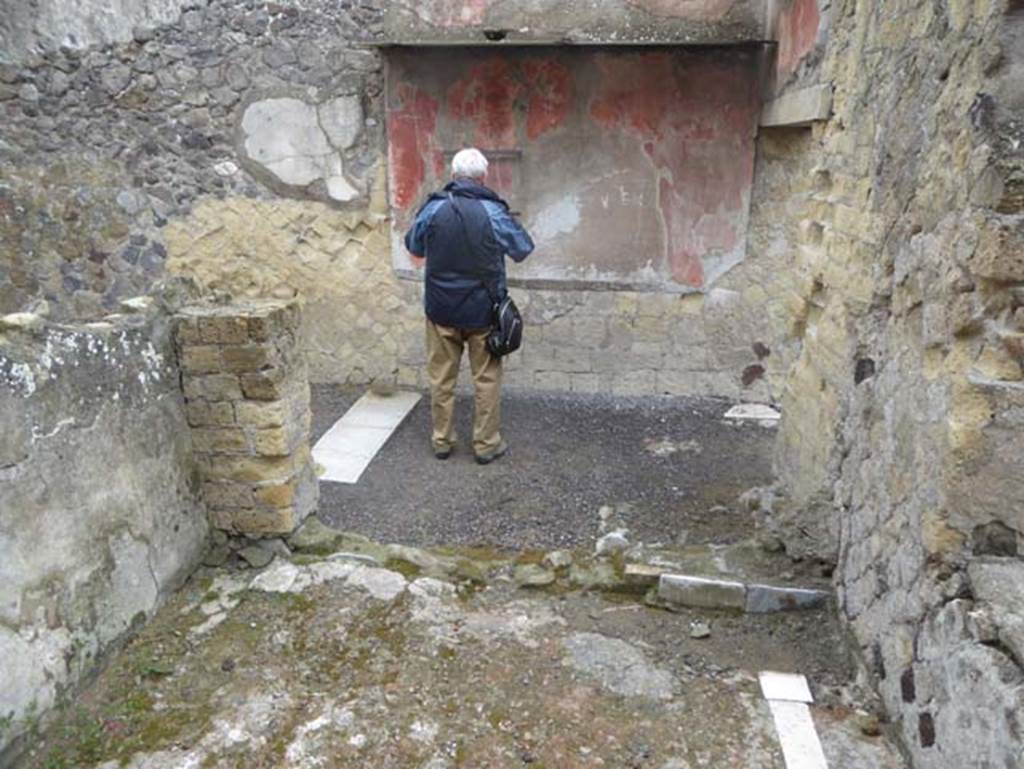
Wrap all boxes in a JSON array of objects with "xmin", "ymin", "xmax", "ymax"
[
  {"xmin": 386, "ymin": 47, "xmax": 760, "ymax": 291},
  {"xmin": 775, "ymin": 0, "xmax": 821, "ymax": 81}
]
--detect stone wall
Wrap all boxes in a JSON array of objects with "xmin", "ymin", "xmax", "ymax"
[
  {"xmin": 0, "ymin": 303, "xmax": 208, "ymax": 760},
  {"xmin": 766, "ymin": 0, "xmax": 1024, "ymax": 766},
  {"xmin": 0, "ymin": 0, "xmax": 804, "ymax": 401}
]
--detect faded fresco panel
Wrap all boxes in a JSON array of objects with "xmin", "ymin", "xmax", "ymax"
[{"xmin": 386, "ymin": 47, "xmax": 761, "ymax": 292}]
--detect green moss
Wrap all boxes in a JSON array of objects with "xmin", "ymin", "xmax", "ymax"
[{"xmin": 383, "ymin": 558, "xmax": 423, "ymax": 580}]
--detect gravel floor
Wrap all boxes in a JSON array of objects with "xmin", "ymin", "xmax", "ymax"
[{"xmin": 312, "ymin": 385, "xmax": 776, "ymax": 551}]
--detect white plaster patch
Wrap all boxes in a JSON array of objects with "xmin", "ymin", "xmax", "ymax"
[
  {"xmin": 409, "ymin": 718, "xmax": 440, "ymax": 743},
  {"xmin": 284, "ymin": 705, "xmax": 356, "ymax": 767},
  {"xmin": 189, "ymin": 611, "xmax": 228, "ymax": 639},
  {"xmin": 532, "ymin": 195, "xmax": 581, "ymax": 243},
  {"xmin": 0, "ymin": 624, "xmax": 72, "ymax": 739},
  {"xmin": 345, "ymin": 565, "xmax": 408, "ymax": 601},
  {"xmin": 214, "ymin": 160, "xmax": 239, "ymax": 176},
  {"xmin": 248, "ymin": 559, "xmax": 404, "ymax": 601},
  {"xmin": 644, "ymin": 437, "xmax": 702, "ymax": 457},
  {"xmin": 458, "ymin": 601, "xmax": 566, "ymax": 649},
  {"xmin": 318, "ymin": 95, "xmax": 363, "ymax": 150},
  {"xmin": 101, "ymin": 532, "xmax": 160, "ymax": 645},
  {"xmin": 4, "ymin": 362, "xmax": 37, "ymax": 396},
  {"xmin": 250, "ymin": 559, "xmax": 302, "ymax": 593},
  {"xmin": 241, "ymin": 97, "xmax": 359, "ymax": 202},
  {"xmin": 724, "ymin": 404, "xmax": 781, "ymax": 424}
]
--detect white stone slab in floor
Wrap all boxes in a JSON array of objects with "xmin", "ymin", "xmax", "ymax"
[
  {"xmin": 761, "ymin": 672, "xmax": 827, "ymax": 769},
  {"xmin": 759, "ymin": 671, "xmax": 814, "ymax": 703},
  {"xmin": 768, "ymin": 699, "xmax": 829, "ymax": 769},
  {"xmin": 313, "ymin": 390, "xmax": 421, "ymax": 484}
]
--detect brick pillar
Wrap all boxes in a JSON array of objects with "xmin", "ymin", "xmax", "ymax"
[{"xmin": 174, "ymin": 299, "xmax": 318, "ymax": 536}]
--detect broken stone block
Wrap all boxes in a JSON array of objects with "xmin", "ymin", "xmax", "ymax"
[
  {"xmin": 624, "ymin": 563, "xmax": 665, "ymax": 589},
  {"xmin": 239, "ymin": 545, "xmax": 275, "ymax": 569},
  {"xmin": 966, "ymin": 559, "xmax": 1024, "ymax": 665},
  {"xmin": 385, "ymin": 544, "xmax": 452, "ymax": 575},
  {"xmin": 0, "ymin": 312, "xmax": 44, "ymax": 332},
  {"xmin": 286, "ymin": 516, "xmax": 343, "ymax": 553},
  {"xmin": 657, "ymin": 574, "xmax": 746, "ymax": 610},
  {"xmin": 745, "ymin": 584, "xmax": 830, "ymax": 613},
  {"xmin": 514, "ymin": 564, "xmax": 556, "ymax": 588},
  {"xmin": 202, "ymin": 545, "xmax": 231, "ymax": 568},
  {"xmin": 596, "ymin": 529, "xmax": 630, "ymax": 556},
  {"xmin": 542, "ymin": 549, "xmax": 573, "ymax": 570},
  {"xmin": 689, "ymin": 621, "xmax": 712, "ymax": 639},
  {"xmin": 570, "ymin": 560, "xmax": 623, "ymax": 591}
]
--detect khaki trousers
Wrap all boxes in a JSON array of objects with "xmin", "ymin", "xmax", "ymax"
[{"xmin": 425, "ymin": 319, "xmax": 502, "ymax": 455}]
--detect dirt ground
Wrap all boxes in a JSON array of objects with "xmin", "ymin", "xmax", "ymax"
[
  {"xmin": 312, "ymin": 386, "xmax": 777, "ymax": 550},
  {"xmin": 20, "ymin": 550, "xmax": 904, "ymax": 769},
  {"xmin": 18, "ymin": 387, "xmax": 907, "ymax": 768}
]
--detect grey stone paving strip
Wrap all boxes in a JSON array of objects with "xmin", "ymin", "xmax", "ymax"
[{"xmin": 657, "ymin": 573, "xmax": 831, "ymax": 614}]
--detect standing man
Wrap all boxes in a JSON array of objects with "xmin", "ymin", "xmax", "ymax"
[{"xmin": 404, "ymin": 148, "xmax": 534, "ymax": 464}]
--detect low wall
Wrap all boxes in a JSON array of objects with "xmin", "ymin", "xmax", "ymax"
[
  {"xmin": 163, "ymin": 190, "xmax": 796, "ymax": 402},
  {"xmin": 0, "ymin": 305, "xmax": 207, "ymax": 760}
]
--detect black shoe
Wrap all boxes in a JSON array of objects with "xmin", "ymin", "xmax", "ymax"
[
  {"xmin": 433, "ymin": 446, "xmax": 452, "ymax": 460},
  {"xmin": 474, "ymin": 441, "xmax": 508, "ymax": 465}
]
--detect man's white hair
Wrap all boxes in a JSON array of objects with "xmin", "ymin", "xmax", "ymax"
[{"xmin": 451, "ymin": 148, "xmax": 489, "ymax": 180}]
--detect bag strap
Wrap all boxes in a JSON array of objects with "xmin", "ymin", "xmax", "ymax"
[{"xmin": 447, "ymin": 191, "xmax": 503, "ymax": 305}]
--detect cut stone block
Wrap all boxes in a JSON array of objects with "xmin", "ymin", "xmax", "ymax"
[
  {"xmin": 760, "ymin": 84, "xmax": 833, "ymax": 127},
  {"xmin": 185, "ymin": 401, "xmax": 236, "ymax": 427},
  {"xmin": 745, "ymin": 584, "xmax": 830, "ymax": 613},
  {"xmin": 657, "ymin": 574, "xmax": 746, "ymax": 610},
  {"xmin": 624, "ymin": 563, "xmax": 665, "ymax": 588}
]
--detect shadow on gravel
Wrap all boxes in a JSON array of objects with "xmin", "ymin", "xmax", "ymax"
[{"xmin": 312, "ymin": 385, "xmax": 776, "ymax": 551}]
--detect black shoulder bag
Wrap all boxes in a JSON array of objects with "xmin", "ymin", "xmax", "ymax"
[{"xmin": 447, "ymin": 193, "xmax": 524, "ymax": 358}]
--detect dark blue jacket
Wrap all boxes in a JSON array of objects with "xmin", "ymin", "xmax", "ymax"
[{"xmin": 405, "ymin": 179, "xmax": 534, "ymax": 329}]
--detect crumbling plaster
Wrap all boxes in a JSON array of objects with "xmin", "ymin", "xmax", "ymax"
[{"xmin": 0, "ymin": 308, "xmax": 207, "ymax": 760}]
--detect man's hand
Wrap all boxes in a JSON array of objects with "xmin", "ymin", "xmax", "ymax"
[{"xmin": 409, "ymin": 253, "xmax": 425, "ymax": 269}]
